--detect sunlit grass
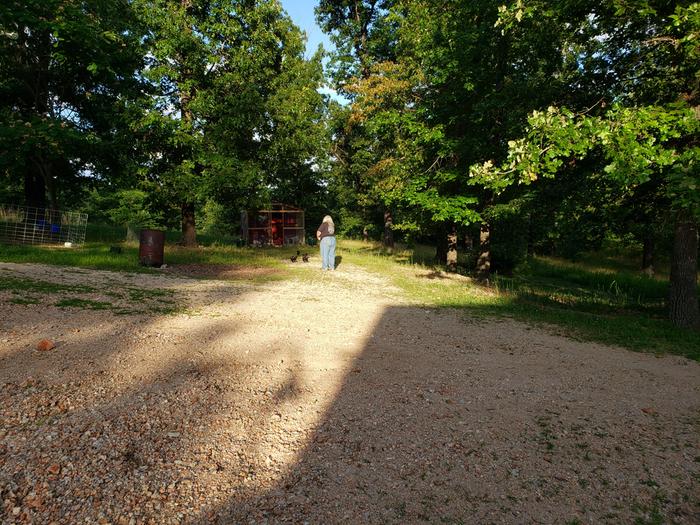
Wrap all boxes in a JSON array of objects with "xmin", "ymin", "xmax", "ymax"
[
  {"xmin": 0, "ymin": 274, "xmax": 96, "ymax": 294},
  {"xmin": 2, "ymin": 234, "xmax": 698, "ymax": 359},
  {"xmin": 0, "ymin": 243, "xmax": 151, "ymax": 272},
  {"xmin": 0, "ymin": 241, "xmax": 298, "ymax": 274},
  {"xmin": 55, "ymin": 298, "xmax": 114, "ymax": 310},
  {"xmin": 339, "ymin": 239, "xmax": 700, "ymax": 361}
]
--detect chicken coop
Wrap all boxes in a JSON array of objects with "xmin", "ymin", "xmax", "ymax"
[
  {"xmin": 241, "ymin": 204, "xmax": 305, "ymax": 246},
  {"xmin": 0, "ymin": 204, "xmax": 88, "ymax": 246}
]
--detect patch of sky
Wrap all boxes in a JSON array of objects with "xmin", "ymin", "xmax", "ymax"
[{"xmin": 279, "ymin": 0, "xmax": 348, "ymax": 106}]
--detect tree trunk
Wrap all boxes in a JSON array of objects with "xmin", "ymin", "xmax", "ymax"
[
  {"xmin": 436, "ymin": 224, "xmax": 458, "ymax": 270},
  {"xmin": 23, "ymin": 167, "xmax": 46, "ymax": 208},
  {"xmin": 353, "ymin": 0, "xmax": 373, "ymax": 79},
  {"xmin": 475, "ymin": 222, "xmax": 491, "ymax": 280},
  {"xmin": 39, "ymin": 160, "xmax": 58, "ymax": 209},
  {"xmin": 668, "ymin": 216, "xmax": 699, "ymax": 329},
  {"xmin": 28, "ymin": 28, "xmax": 53, "ymax": 210},
  {"xmin": 181, "ymin": 202, "xmax": 197, "ymax": 247},
  {"xmin": 641, "ymin": 233, "xmax": 655, "ymax": 277},
  {"xmin": 176, "ymin": 3, "xmax": 196, "ymax": 249},
  {"xmin": 126, "ymin": 224, "xmax": 139, "ymax": 243},
  {"xmin": 446, "ymin": 227, "xmax": 458, "ymax": 271},
  {"xmin": 383, "ymin": 209, "xmax": 394, "ymax": 250}
]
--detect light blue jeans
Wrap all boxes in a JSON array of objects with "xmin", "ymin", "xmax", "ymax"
[{"xmin": 320, "ymin": 236, "xmax": 336, "ymax": 270}]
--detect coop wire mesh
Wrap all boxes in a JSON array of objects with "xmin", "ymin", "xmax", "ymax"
[{"xmin": 0, "ymin": 204, "xmax": 88, "ymax": 246}]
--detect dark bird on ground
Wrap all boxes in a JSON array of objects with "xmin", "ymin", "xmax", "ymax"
[
  {"xmin": 290, "ymin": 255, "xmax": 298, "ymax": 262},
  {"xmin": 302, "ymin": 253, "xmax": 309, "ymax": 263}
]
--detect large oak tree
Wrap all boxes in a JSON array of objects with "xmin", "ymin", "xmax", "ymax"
[{"xmin": 0, "ymin": 0, "xmax": 146, "ymax": 209}]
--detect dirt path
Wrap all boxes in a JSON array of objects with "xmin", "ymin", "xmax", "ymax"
[{"xmin": 0, "ymin": 261, "xmax": 698, "ymax": 524}]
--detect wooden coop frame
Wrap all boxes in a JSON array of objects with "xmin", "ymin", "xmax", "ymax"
[{"xmin": 241, "ymin": 204, "xmax": 305, "ymax": 246}]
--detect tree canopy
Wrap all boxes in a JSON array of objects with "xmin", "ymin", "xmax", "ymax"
[
  {"xmin": 0, "ymin": 0, "xmax": 697, "ymax": 327},
  {"xmin": 317, "ymin": 0, "xmax": 699, "ymax": 327}
]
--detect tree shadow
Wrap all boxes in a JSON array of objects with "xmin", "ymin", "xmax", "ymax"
[
  {"xmin": 2, "ymin": 272, "xmax": 699, "ymax": 524},
  {"xmin": 0, "ymin": 270, "xmax": 314, "ymax": 523},
  {"xmin": 417, "ymin": 269, "xmax": 452, "ymax": 280},
  {"xmin": 214, "ymin": 305, "xmax": 700, "ymax": 524}
]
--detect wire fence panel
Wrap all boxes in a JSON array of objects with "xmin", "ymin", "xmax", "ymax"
[{"xmin": 0, "ymin": 204, "xmax": 88, "ymax": 246}]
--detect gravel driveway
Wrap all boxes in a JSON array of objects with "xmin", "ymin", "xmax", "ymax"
[{"xmin": 1, "ymin": 262, "xmax": 698, "ymax": 524}]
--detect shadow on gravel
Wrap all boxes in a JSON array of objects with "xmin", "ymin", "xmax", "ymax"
[
  {"xmin": 214, "ymin": 305, "xmax": 700, "ymax": 524},
  {"xmin": 0, "ymin": 282, "xmax": 309, "ymax": 523},
  {"xmin": 2, "ymin": 296, "xmax": 699, "ymax": 523}
]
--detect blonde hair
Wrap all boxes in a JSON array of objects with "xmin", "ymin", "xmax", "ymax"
[{"xmin": 323, "ymin": 215, "xmax": 335, "ymax": 235}]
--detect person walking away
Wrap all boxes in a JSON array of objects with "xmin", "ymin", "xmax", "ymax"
[{"xmin": 316, "ymin": 215, "xmax": 336, "ymax": 270}]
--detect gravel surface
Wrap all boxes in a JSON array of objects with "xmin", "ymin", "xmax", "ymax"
[{"xmin": 0, "ymin": 261, "xmax": 698, "ymax": 524}]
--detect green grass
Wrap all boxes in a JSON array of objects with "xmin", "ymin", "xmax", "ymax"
[
  {"xmin": 2, "ymin": 232, "xmax": 699, "ymax": 359},
  {"xmin": 0, "ymin": 240, "xmax": 293, "ymax": 274},
  {"xmin": 55, "ymin": 298, "xmax": 114, "ymax": 310},
  {"xmin": 125, "ymin": 286, "xmax": 174, "ymax": 301},
  {"xmin": 0, "ymin": 243, "xmax": 149, "ymax": 272},
  {"xmin": 0, "ymin": 275, "xmax": 95, "ymax": 294},
  {"xmin": 0, "ymin": 222, "xmax": 294, "ymax": 273},
  {"xmin": 493, "ymin": 257, "xmax": 670, "ymax": 316},
  {"xmin": 339, "ymin": 239, "xmax": 700, "ymax": 361}
]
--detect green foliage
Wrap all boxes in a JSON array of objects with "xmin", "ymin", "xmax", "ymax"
[
  {"xmin": 472, "ymin": 105, "xmax": 698, "ymax": 206},
  {"xmin": 0, "ymin": 0, "xmax": 147, "ymax": 207},
  {"xmin": 554, "ymin": 212, "xmax": 606, "ymax": 261},
  {"xmin": 133, "ymin": 0, "xmax": 329, "ymax": 244},
  {"xmin": 466, "ymin": 2, "xmax": 699, "ymax": 326},
  {"xmin": 335, "ymin": 207, "xmax": 365, "ymax": 237},
  {"xmin": 1, "ymin": 0, "xmax": 329, "ymax": 247},
  {"xmin": 320, "ymin": 0, "xmax": 597, "ymax": 247},
  {"xmin": 199, "ymin": 200, "xmax": 236, "ymax": 239},
  {"xmin": 316, "ymin": 0, "xmax": 396, "ymax": 90},
  {"xmin": 108, "ymin": 190, "xmax": 164, "ymax": 230},
  {"xmin": 471, "ymin": 0, "xmax": 700, "ymax": 221},
  {"xmin": 80, "ymin": 189, "xmax": 119, "ymax": 224}
]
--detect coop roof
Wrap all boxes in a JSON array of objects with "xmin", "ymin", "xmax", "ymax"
[{"xmin": 254, "ymin": 203, "xmax": 303, "ymax": 212}]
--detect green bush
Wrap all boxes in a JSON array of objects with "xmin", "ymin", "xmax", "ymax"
[
  {"xmin": 554, "ymin": 210, "xmax": 606, "ymax": 260},
  {"xmin": 86, "ymin": 223, "xmax": 127, "ymax": 243},
  {"xmin": 336, "ymin": 208, "xmax": 365, "ymax": 237},
  {"xmin": 199, "ymin": 199, "xmax": 237, "ymax": 239}
]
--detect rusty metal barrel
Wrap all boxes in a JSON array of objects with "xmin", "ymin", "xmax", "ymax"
[{"xmin": 139, "ymin": 229, "xmax": 165, "ymax": 267}]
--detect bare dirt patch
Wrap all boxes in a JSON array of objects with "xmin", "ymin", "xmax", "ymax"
[
  {"xmin": 0, "ymin": 262, "xmax": 698, "ymax": 524},
  {"xmin": 162, "ymin": 263, "xmax": 281, "ymax": 281}
]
